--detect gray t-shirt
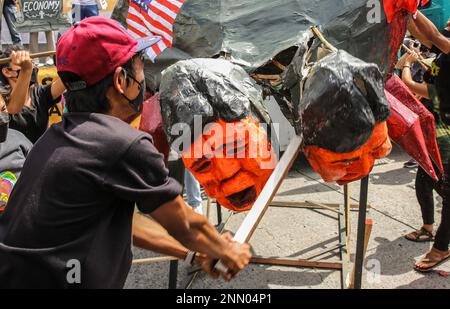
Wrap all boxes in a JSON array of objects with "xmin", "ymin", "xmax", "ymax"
[
  {"xmin": 0, "ymin": 112, "xmax": 8, "ymax": 143},
  {"xmin": 0, "ymin": 129, "xmax": 32, "ymax": 177}
]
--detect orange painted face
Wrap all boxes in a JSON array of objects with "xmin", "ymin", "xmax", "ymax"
[
  {"xmin": 182, "ymin": 117, "xmax": 277, "ymax": 211},
  {"xmin": 304, "ymin": 122, "xmax": 392, "ymax": 185}
]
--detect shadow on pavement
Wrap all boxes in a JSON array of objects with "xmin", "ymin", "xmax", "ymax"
[{"xmin": 365, "ymin": 236, "xmax": 434, "ymax": 276}]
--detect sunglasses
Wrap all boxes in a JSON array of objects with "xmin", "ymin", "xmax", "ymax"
[
  {"xmin": 6, "ymin": 67, "xmax": 21, "ymax": 76},
  {"xmin": 122, "ymin": 68, "xmax": 145, "ymax": 91},
  {"xmin": 6, "ymin": 64, "xmax": 38, "ymax": 78}
]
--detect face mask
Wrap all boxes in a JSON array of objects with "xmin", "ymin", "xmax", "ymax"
[
  {"xmin": 121, "ymin": 72, "xmax": 145, "ymax": 114},
  {"xmin": 128, "ymin": 82, "xmax": 145, "ymax": 113},
  {"xmin": 7, "ymin": 67, "xmax": 38, "ymax": 86}
]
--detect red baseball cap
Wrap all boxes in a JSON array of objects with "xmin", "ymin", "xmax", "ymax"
[{"xmin": 57, "ymin": 16, "xmax": 160, "ymax": 91}]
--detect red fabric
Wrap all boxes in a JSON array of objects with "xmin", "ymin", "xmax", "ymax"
[
  {"xmin": 383, "ymin": 0, "xmax": 429, "ymax": 23},
  {"xmin": 387, "ymin": 11, "xmax": 410, "ymax": 77},
  {"xmin": 385, "ymin": 90, "xmax": 439, "ymax": 181},
  {"xmin": 139, "ymin": 94, "xmax": 170, "ymax": 164},
  {"xmin": 385, "ymin": 75, "xmax": 444, "ymax": 175}
]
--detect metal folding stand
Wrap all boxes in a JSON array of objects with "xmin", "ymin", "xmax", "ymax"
[
  {"xmin": 182, "ymin": 177, "xmax": 372, "ymax": 289},
  {"xmin": 168, "ymin": 260, "xmax": 178, "ymax": 289},
  {"xmin": 352, "ymin": 176, "xmax": 371, "ymax": 289},
  {"xmin": 241, "ymin": 178, "xmax": 371, "ymax": 289}
]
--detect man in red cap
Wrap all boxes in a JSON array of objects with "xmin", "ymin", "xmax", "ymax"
[{"xmin": 0, "ymin": 17, "xmax": 251, "ymax": 288}]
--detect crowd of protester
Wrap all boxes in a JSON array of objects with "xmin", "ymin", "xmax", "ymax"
[{"xmin": 0, "ymin": 3, "xmax": 449, "ymax": 288}]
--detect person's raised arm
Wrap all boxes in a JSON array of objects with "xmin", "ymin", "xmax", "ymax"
[
  {"xmin": 408, "ymin": 11, "xmax": 450, "ymax": 54},
  {"xmin": 151, "ymin": 196, "xmax": 251, "ymax": 280},
  {"xmin": 5, "ymin": 51, "xmax": 33, "ymax": 114},
  {"xmin": 399, "ymin": 52, "xmax": 430, "ymax": 99},
  {"xmin": 50, "ymin": 77, "xmax": 66, "ymax": 101}
]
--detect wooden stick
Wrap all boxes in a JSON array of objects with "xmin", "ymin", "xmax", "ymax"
[
  {"xmin": 132, "ymin": 256, "xmax": 178, "ymax": 265},
  {"xmin": 206, "ymin": 197, "xmax": 212, "ymax": 220},
  {"xmin": 214, "ymin": 135, "xmax": 303, "ymax": 273},
  {"xmin": 311, "ymin": 26, "xmax": 338, "ymax": 52},
  {"xmin": 252, "ymin": 74, "xmax": 282, "ymax": 80},
  {"xmin": 305, "ymin": 200, "xmax": 343, "ymax": 215},
  {"xmin": 271, "ymin": 59, "xmax": 286, "ymax": 71},
  {"xmin": 251, "ymin": 257, "xmax": 342, "ymax": 270},
  {"xmin": 401, "ymin": 44, "xmax": 431, "ymax": 70},
  {"xmin": 0, "ymin": 51, "xmax": 56, "ymax": 65},
  {"xmin": 269, "ymin": 200, "xmax": 370, "ymax": 210},
  {"xmin": 344, "ymin": 184, "xmax": 352, "ymax": 276}
]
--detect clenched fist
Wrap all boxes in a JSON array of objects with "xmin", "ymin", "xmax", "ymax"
[{"xmin": 10, "ymin": 50, "xmax": 33, "ymax": 73}]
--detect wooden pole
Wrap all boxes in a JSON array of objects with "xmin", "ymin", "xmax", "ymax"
[
  {"xmin": 206, "ymin": 197, "xmax": 212, "ymax": 220},
  {"xmin": 401, "ymin": 44, "xmax": 431, "ymax": 70},
  {"xmin": 311, "ymin": 26, "xmax": 338, "ymax": 52},
  {"xmin": 213, "ymin": 135, "xmax": 303, "ymax": 273},
  {"xmin": 251, "ymin": 257, "xmax": 342, "ymax": 270},
  {"xmin": 0, "ymin": 51, "xmax": 56, "ymax": 65},
  {"xmin": 132, "ymin": 256, "xmax": 178, "ymax": 265}
]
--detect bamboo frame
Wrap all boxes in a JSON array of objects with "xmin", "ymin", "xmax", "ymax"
[
  {"xmin": 0, "ymin": 51, "xmax": 56, "ymax": 65},
  {"xmin": 401, "ymin": 44, "xmax": 432, "ymax": 70}
]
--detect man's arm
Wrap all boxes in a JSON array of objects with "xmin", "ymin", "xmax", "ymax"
[
  {"xmin": 408, "ymin": 11, "xmax": 450, "ymax": 54},
  {"xmin": 132, "ymin": 211, "xmax": 189, "ymax": 260},
  {"xmin": 50, "ymin": 78, "xmax": 66, "ymax": 101},
  {"xmin": 400, "ymin": 52, "xmax": 430, "ymax": 99},
  {"xmin": 151, "ymin": 196, "xmax": 251, "ymax": 279},
  {"xmin": 6, "ymin": 51, "xmax": 33, "ymax": 114},
  {"xmin": 402, "ymin": 67, "xmax": 429, "ymax": 98},
  {"xmin": 132, "ymin": 211, "xmax": 223, "ymax": 278}
]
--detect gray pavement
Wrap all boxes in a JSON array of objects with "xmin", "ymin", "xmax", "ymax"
[{"xmin": 125, "ymin": 145, "xmax": 450, "ymax": 289}]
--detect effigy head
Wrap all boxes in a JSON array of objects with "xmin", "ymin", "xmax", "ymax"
[
  {"xmin": 182, "ymin": 117, "xmax": 276, "ymax": 211},
  {"xmin": 284, "ymin": 42, "xmax": 391, "ymax": 184},
  {"xmin": 304, "ymin": 122, "xmax": 391, "ymax": 185},
  {"xmin": 160, "ymin": 58, "xmax": 277, "ymax": 211}
]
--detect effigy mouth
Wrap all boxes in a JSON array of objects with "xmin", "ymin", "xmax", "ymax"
[{"xmin": 226, "ymin": 186, "xmax": 257, "ymax": 209}]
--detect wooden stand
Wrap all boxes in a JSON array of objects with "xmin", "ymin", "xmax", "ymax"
[
  {"xmin": 243, "ymin": 178, "xmax": 372, "ymax": 289},
  {"xmin": 182, "ymin": 178, "xmax": 373, "ymax": 289},
  {"xmin": 134, "ymin": 158, "xmax": 373, "ymax": 289}
]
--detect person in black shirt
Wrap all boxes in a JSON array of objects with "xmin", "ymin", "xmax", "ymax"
[
  {"xmin": 0, "ymin": 46, "xmax": 66, "ymax": 143},
  {"xmin": 1, "ymin": 93, "xmax": 32, "ymax": 179},
  {"xmin": 0, "ymin": 17, "xmax": 251, "ymax": 289},
  {"xmin": 406, "ymin": 11, "xmax": 450, "ymax": 272},
  {"xmin": 440, "ymin": 18, "xmax": 450, "ymax": 39}
]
